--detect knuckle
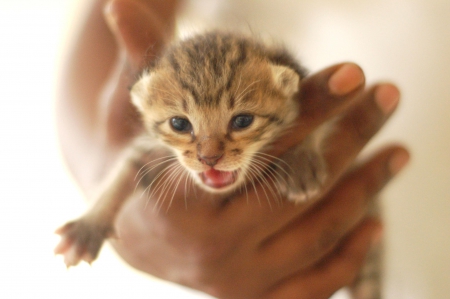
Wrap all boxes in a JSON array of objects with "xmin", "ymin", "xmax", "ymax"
[
  {"xmin": 353, "ymin": 164, "xmax": 389, "ymax": 200},
  {"xmin": 346, "ymin": 101, "xmax": 385, "ymax": 145},
  {"xmin": 349, "ymin": 113, "xmax": 380, "ymax": 144},
  {"xmin": 316, "ymin": 226, "xmax": 342, "ymax": 254},
  {"xmin": 302, "ymin": 224, "xmax": 343, "ymax": 263}
]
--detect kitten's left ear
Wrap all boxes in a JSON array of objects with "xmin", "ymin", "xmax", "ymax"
[
  {"xmin": 130, "ymin": 71, "xmax": 152, "ymax": 112},
  {"xmin": 269, "ymin": 64, "xmax": 300, "ymax": 97}
]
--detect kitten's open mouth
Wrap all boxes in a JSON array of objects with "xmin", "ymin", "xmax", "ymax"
[{"xmin": 200, "ymin": 169, "xmax": 239, "ymax": 189}]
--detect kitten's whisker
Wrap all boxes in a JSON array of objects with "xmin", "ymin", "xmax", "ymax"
[
  {"xmin": 144, "ymin": 162, "xmax": 180, "ymax": 211},
  {"xmin": 143, "ymin": 162, "xmax": 179, "ymax": 198},
  {"xmin": 148, "ymin": 85, "xmax": 181, "ymax": 101},
  {"xmin": 235, "ymin": 79, "xmax": 261, "ymax": 103},
  {"xmin": 142, "ymin": 51, "xmax": 161, "ymax": 62},
  {"xmin": 246, "ymin": 163, "xmax": 275, "ymax": 209},
  {"xmin": 243, "ymin": 178, "xmax": 249, "ymax": 205},
  {"xmin": 165, "ymin": 79, "xmax": 186, "ymax": 100},
  {"xmin": 232, "ymin": 73, "xmax": 243, "ymax": 99},
  {"xmin": 136, "ymin": 157, "xmax": 178, "ymax": 184},
  {"xmin": 253, "ymin": 154, "xmax": 295, "ymax": 199},
  {"xmin": 161, "ymin": 164, "xmax": 186, "ymax": 212},
  {"xmin": 134, "ymin": 156, "xmax": 178, "ymax": 194},
  {"xmin": 250, "ymin": 160, "xmax": 283, "ymax": 206},
  {"xmin": 250, "ymin": 161, "xmax": 278, "ymax": 197},
  {"xmin": 251, "ymin": 157, "xmax": 288, "ymax": 191},
  {"xmin": 150, "ymin": 80, "xmax": 188, "ymax": 107},
  {"xmin": 163, "ymin": 164, "xmax": 184, "ymax": 197},
  {"xmin": 134, "ymin": 155, "xmax": 178, "ymax": 183},
  {"xmin": 265, "ymin": 170, "xmax": 285, "ymax": 206},
  {"xmin": 166, "ymin": 167, "xmax": 187, "ymax": 213},
  {"xmin": 238, "ymin": 157, "xmax": 258, "ymax": 203},
  {"xmin": 244, "ymin": 164, "xmax": 269, "ymax": 207},
  {"xmin": 241, "ymin": 152, "xmax": 288, "ymax": 205},
  {"xmin": 254, "ymin": 152, "xmax": 295, "ymax": 173},
  {"xmin": 186, "ymin": 172, "xmax": 197, "ymax": 208},
  {"xmin": 151, "ymin": 163, "xmax": 183, "ymax": 213},
  {"xmin": 183, "ymin": 171, "xmax": 192, "ymax": 210},
  {"xmin": 155, "ymin": 166, "xmax": 176, "ymax": 211},
  {"xmin": 242, "ymin": 167, "xmax": 261, "ymax": 206},
  {"xmin": 253, "ymin": 152, "xmax": 291, "ymax": 168},
  {"xmin": 252, "ymin": 153, "xmax": 293, "ymax": 181},
  {"xmin": 235, "ymin": 89, "xmax": 259, "ymax": 112}
]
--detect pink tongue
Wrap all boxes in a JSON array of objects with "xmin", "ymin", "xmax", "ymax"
[{"xmin": 203, "ymin": 169, "xmax": 234, "ymax": 188}]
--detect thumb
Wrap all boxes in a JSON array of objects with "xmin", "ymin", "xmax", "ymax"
[{"xmin": 103, "ymin": 0, "xmax": 173, "ymax": 69}]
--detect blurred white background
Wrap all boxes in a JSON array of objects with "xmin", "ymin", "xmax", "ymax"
[
  {"xmin": 0, "ymin": 0, "xmax": 448, "ymax": 298},
  {"xmin": 0, "ymin": 0, "xmax": 210, "ymax": 298}
]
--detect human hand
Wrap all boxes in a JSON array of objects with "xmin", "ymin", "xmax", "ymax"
[
  {"xmin": 110, "ymin": 64, "xmax": 408, "ymax": 299},
  {"xmin": 56, "ymin": 0, "xmax": 409, "ymax": 298}
]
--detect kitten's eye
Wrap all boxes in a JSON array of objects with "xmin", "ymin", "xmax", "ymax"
[
  {"xmin": 232, "ymin": 115, "xmax": 254, "ymax": 130},
  {"xmin": 170, "ymin": 117, "xmax": 192, "ymax": 132}
]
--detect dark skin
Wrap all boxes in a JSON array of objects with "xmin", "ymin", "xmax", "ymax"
[{"xmin": 56, "ymin": 0, "xmax": 410, "ymax": 298}]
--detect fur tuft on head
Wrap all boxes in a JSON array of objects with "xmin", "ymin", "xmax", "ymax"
[{"xmin": 130, "ymin": 70, "xmax": 153, "ymax": 113}]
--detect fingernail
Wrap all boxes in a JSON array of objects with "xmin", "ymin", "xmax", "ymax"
[
  {"xmin": 389, "ymin": 150, "xmax": 410, "ymax": 175},
  {"xmin": 375, "ymin": 84, "xmax": 400, "ymax": 114},
  {"xmin": 103, "ymin": 0, "xmax": 118, "ymax": 33},
  {"xmin": 328, "ymin": 64, "xmax": 364, "ymax": 96}
]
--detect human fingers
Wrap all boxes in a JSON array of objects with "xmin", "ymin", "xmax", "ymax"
[
  {"xmin": 270, "ymin": 63, "xmax": 365, "ymax": 157},
  {"xmin": 256, "ymin": 146, "xmax": 409, "ymax": 279},
  {"xmin": 251, "ymin": 83, "xmax": 400, "ymax": 237},
  {"xmin": 210, "ymin": 64, "xmax": 368, "ymax": 234},
  {"xmin": 104, "ymin": 0, "xmax": 177, "ymax": 69},
  {"xmin": 263, "ymin": 219, "xmax": 382, "ymax": 299},
  {"xmin": 217, "ymin": 82, "xmax": 401, "ymax": 240},
  {"xmin": 325, "ymin": 83, "xmax": 401, "ymax": 181},
  {"xmin": 98, "ymin": 0, "xmax": 177, "ymax": 146},
  {"xmin": 158, "ymin": 77, "xmax": 400, "ymax": 251}
]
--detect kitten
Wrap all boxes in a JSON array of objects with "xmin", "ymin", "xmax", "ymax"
[
  {"xmin": 129, "ymin": 32, "xmax": 328, "ymax": 201},
  {"xmin": 54, "ymin": 32, "xmax": 378, "ymax": 298}
]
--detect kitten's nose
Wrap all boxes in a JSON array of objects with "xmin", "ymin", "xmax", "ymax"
[{"xmin": 198, "ymin": 154, "xmax": 223, "ymax": 167}]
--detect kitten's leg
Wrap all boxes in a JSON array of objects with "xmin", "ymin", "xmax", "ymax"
[
  {"xmin": 351, "ymin": 242, "xmax": 383, "ymax": 299},
  {"xmin": 276, "ymin": 122, "xmax": 331, "ymax": 203},
  {"xmin": 351, "ymin": 202, "xmax": 383, "ymax": 299},
  {"xmin": 54, "ymin": 143, "xmax": 147, "ymax": 267}
]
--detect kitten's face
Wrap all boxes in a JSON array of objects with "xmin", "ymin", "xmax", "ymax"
[{"xmin": 131, "ymin": 35, "xmax": 301, "ymax": 193}]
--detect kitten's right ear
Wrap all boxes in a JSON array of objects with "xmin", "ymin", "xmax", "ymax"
[
  {"xmin": 269, "ymin": 64, "xmax": 300, "ymax": 98},
  {"xmin": 130, "ymin": 71, "xmax": 152, "ymax": 112}
]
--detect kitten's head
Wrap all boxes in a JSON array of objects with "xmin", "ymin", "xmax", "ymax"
[{"xmin": 131, "ymin": 33, "xmax": 304, "ymax": 193}]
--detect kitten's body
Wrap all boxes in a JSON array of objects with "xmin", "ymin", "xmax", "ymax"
[{"xmin": 55, "ymin": 32, "xmax": 380, "ymax": 299}]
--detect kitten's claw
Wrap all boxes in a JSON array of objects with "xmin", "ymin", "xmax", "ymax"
[
  {"xmin": 54, "ymin": 218, "xmax": 113, "ymax": 267},
  {"xmin": 277, "ymin": 146, "xmax": 328, "ymax": 204},
  {"xmin": 286, "ymin": 186, "xmax": 321, "ymax": 203}
]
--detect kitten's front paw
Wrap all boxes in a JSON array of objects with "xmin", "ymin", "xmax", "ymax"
[
  {"xmin": 278, "ymin": 148, "xmax": 327, "ymax": 204},
  {"xmin": 54, "ymin": 217, "xmax": 114, "ymax": 267}
]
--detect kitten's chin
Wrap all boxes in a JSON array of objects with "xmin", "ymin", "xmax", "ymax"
[{"xmin": 199, "ymin": 168, "xmax": 239, "ymax": 191}]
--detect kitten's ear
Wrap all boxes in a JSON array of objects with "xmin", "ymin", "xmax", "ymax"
[
  {"xmin": 130, "ymin": 71, "xmax": 152, "ymax": 112},
  {"xmin": 269, "ymin": 64, "xmax": 300, "ymax": 97}
]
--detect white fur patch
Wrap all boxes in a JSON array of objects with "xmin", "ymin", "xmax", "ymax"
[
  {"xmin": 269, "ymin": 64, "xmax": 300, "ymax": 97},
  {"xmin": 130, "ymin": 71, "xmax": 152, "ymax": 112}
]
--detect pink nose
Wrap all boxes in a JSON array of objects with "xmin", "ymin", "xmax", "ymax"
[{"xmin": 198, "ymin": 154, "xmax": 223, "ymax": 167}]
